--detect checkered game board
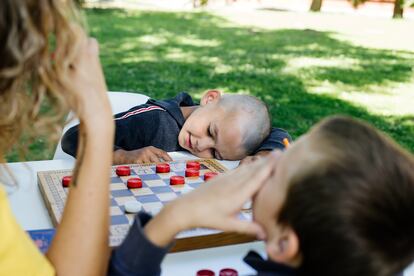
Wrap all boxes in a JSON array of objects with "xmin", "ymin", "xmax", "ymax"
[{"xmin": 38, "ymin": 159, "xmax": 253, "ymax": 250}]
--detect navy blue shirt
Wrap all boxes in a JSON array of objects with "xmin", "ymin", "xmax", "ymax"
[
  {"xmin": 108, "ymin": 212, "xmax": 298, "ymax": 276},
  {"xmin": 61, "ymin": 92, "xmax": 291, "ymax": 158}
]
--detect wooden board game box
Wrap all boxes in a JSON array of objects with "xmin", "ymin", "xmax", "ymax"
[{"xmin": 37, "ymin": 159, "xmax": 254, "ymax": 252}]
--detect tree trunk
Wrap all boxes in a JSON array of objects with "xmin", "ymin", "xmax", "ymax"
[
  {"xmin": 310, "ymin": 0, "xmax": 323, "ymax": 12},
  {"xmin": 393, "ymin": 0, "xmax": 404, "ymax": 18}
]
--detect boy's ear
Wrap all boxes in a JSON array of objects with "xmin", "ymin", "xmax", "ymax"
[
  {"xmin": 266, "ymin": 227, "xmax": 300, "ymax": 266},
  {"xmin": 200, "ymin": 90, "xmax": 222, "ymax": 106}
]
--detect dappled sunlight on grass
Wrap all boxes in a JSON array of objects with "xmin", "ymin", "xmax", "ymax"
[
  {"xmin": 9, "ymin": 8, "xmax": 414, "ymax": 161},
  {"xmin": 176, "ymin": 36, "xmax": 221, "ymax": 47},
  {"xmin": 213, "ymin": 63, "xmax": 233, "ymax": 74},
  {"xmin": 138, "ymin": 34, "xmax": 170, "ymax": 46},
  {"xmin": 164, "ymin": 47, "xmax": 198, "ymax": 62},
  {"xmin": 338, "ymin": 81, "xmax": 414, "ymax": 116},
  {"xmin": 284, "ymin": 57, "xmax": 359, "ymax": 71},
  {"xmin": 120, "ymin": 52, "xmax": 158, "ymax": 63}
]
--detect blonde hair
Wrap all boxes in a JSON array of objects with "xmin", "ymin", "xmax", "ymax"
[{"xmin": 0, "ymin": 0, "xmax": 84, "ymax": 161}]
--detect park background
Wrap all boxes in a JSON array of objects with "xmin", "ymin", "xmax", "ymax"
[{"xmin": 8, "ymin": 0, "xmax": 414, "ymax": 161}]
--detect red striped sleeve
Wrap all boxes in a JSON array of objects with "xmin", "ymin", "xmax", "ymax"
[{"xmin": 115, "ymin": 105, "xmax": 165, "ymax": 121}]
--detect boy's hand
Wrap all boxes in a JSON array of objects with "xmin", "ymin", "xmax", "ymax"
[
  {"xmin": 239, "ymin": 150, "xmax": 271, "ymax": 166},
  {"xmin": 113, "ymin": 147, "xmax": 172, "ymax": 164},
  {"xmin": 67, "ymin": 31, "xmax": 113, "ymax": 131},
  {"xmin": 144, "ymin": 153, "xmax": 280, "ymax": 247}
]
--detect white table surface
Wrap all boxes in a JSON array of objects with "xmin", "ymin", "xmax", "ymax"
[
  {"xmin": 4, "ymin": 152, "xmax": 413, "ymax": 276},
  {"xmin": 3, "ymin": 152, "xmax": 266, "ymax": 276}
]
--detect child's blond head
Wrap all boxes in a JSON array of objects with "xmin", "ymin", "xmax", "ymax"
[{"xmin": 277, "ymin": 116, "xmax": 414, "ymax": 275}]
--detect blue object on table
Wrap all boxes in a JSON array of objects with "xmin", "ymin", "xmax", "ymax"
[{"xmin": 27, "ymin": 228, "xmax": 56, "ymax": 254}]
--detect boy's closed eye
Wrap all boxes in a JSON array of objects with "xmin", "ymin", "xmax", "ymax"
[
  {"xmin": 211, "ymin": 148, "xmax": 222, "ymax": 160},
  {"xmin": 208, "ymin": 124, "xmax": 224, "ymax": 160}
]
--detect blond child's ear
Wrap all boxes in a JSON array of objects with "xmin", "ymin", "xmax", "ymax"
[
  {"xmin": 200, "ymin": 90, "xmax": 222, "ymax": 106},
  {"xmin": 266, "ymin": 226, "xmax": 300, "ymax": 266}
]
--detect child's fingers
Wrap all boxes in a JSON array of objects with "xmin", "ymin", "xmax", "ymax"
[
  {"xmin": 232, "ymin": 155, "xmax": 278, "ymax": 199},
  {"xmin": 194, "ymin": 158, "xmax": 272, "ymax": 201},
  {"xmin": 238, "ymin": 156, "xmax": 256, "ymax": 166},
  {"xmin": 221, "ymin": 218, "xmax": 266, "ymax": 239},
  {"xmin": 148, "ymin": 154, "xmax": 160, "ymax": 163},
  {"xmin": 156, "ymin": 150, "xmax": 172, "ymax": 162},
  {"xmin": 139, "ymin": 156, "xmax": 151, "ymax": 164}
]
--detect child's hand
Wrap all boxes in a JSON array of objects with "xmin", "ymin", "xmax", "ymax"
[
  {"xmin": 113, "ymin": 147, "xmax": 173, "ymax": 164},
  {"xmin": 67, "ymin": 31, "xmax": 113, "ymax": 131},
  {"xmin": 144, "ymin": 153, "xmax": 279, "ymax": 247},
  {"xmin": 239, "ymin": 150, "xmax": 271, "ymax": 166}
]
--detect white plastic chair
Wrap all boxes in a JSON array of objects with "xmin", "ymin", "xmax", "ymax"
[{"xmin": 53, "ymin": 91, "xmax": 150, "ymax": 160}]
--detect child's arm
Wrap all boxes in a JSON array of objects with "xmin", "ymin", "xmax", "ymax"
[
  {"xmin": 45, "ymin": 37, "xmax": 114, "ymax": 276},
  {"xmin": 108, "ymin": 154, "xmax": 279, "ymax": 275},
  {"xmin": 256, "ymin": 127, "xmax": 292, "ymax": 152},
  {"xmin": 61, "ymin": 118, "xmax": 132, "ymax": 158},
  {"xmin": 62, "ymin": 106, "xmax": 173, "ymax": 164}
]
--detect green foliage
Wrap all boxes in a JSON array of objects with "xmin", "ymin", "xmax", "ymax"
[{"xmin": 8, "ymin": 9, "xmax": 414, "ymax": 161}]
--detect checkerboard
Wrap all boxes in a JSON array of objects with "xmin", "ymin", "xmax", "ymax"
[{"xmin": 38, "ymin": 159, "xmax": 254, "ymax": 251}]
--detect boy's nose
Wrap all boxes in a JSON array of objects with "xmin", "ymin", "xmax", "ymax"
[{"xmin": 195, "ymin": 137, "xmax": 215, "ymax": 152}]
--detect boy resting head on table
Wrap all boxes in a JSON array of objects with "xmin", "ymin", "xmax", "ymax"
[
  {"xmin": 61, "ymin": 90, "xmax": 291, "ymax": 164},
  {"xmin": 108, "ymin": 116, "xmax": 414, "ymax": 276}
]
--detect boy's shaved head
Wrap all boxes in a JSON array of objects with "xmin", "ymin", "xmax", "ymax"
[
  {"xmin": 219, "ymin": 94, "xmax": 271, "ymax": 155},
  {"xmin": 178, "ymin": 90, "xmax": 271, "ymax": 160}
]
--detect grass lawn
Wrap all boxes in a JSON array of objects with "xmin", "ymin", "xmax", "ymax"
[{"xmin": 7, "ymin": 8, "xmax": 414, "ymax": 161}]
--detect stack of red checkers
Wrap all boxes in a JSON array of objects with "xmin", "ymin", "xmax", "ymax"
[
  {"xmin": 186, "ymin": 161, "xmax": 201, "ymax": 170},
  {"xmin": 62, "ymin": 176, "xmax": 72, "ymax": 188},
  {"xmin": 116, "ymin": 166, "xmax": 131, "ymax": 176},
  {"xmin": 219, "ymin": 268, "xmax": 238, "ymax": 276},
  {"xmin": 156, "ymin": 163, "xmax": 170, "ymax": 173},
  {"xmin": 204, "ymin": 172, "xmax": 218, "ymax": 181},
  {"xmin": 127, "ymin": 177, "xmax": 142, "ymax": 189},
  {"xmin": 185, "ymin": 168, "xmax": 200, "ymax": 177},
  {"xmin": 196, "ymin": 269, "xmax": 215, "ymax": 276},
  {"xmin": 170, "ymin": 175, "xmax": 185, "ymax": 185}
]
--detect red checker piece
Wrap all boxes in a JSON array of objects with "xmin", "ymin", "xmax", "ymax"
[
  {"xmin": 156, "ymin": 163, "xmax": 170, "ymax": 173},
  {"xmin": 197, "ymin": 269, "xmax": 215, "ymax": 276},
  {"xmin": 170, "ymin": 176, "xmax": 185, "ymax": 185},
  {"xmin": 219, "ymin": 268, "xmax": 238, "ymax": 276},
  {"xmin": 204, "ymin": 172, "xmax": 218, "ymax": 181},
  {"xmin": 186, "ymin": 161, "xmax": 201, "ymax": 170},
  {"xmin": 127, "ymin": 177, "xmax": 142, "ymax": 189},
  {"xmin": 116, "ymin": 166, "xmax": 131, "ymax": 176},
  {"xmin": 62, "ymin": 176, "xmax": 72, "ymax": 188},
  {"xmin": 185, "ymin": 168, "xmax": 200, "ymax": 177}
]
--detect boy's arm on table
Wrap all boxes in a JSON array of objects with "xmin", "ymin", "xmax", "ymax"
[
  {"xmin": 62, "ymin": 112, "xmax": 172, "ymax": 164},
  {"xmin": 240, "ymin": 128, "xmax": 291, "ymax": 165},
  {"xmin": 108, "ymin": 154, "xmax": 279, "ymax": 276},
  {"xmin": 61, "ymin": 122, "xmax": 125, "ymax": 158},
  {"xmin": 256, "ymin": 127, "xmax": 291, "ymax": 152}
]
